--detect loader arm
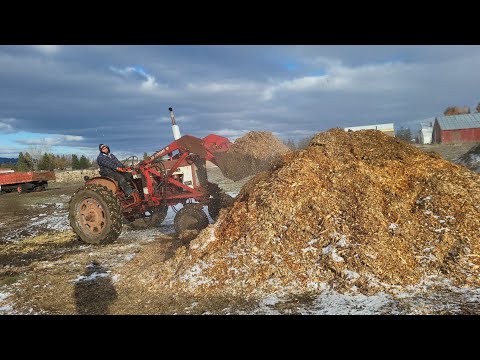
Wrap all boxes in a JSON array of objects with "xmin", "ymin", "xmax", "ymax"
[{"xmin": 139, "ymin": 134, "xmax": 232, "ymax": 167}]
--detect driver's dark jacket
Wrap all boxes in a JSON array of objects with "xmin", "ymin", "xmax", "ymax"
[{"xmin": 97, "ymin": 152, "xmax": 125, "ymax": 176}]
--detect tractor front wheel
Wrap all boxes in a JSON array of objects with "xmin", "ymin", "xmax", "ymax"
[
  {"xmin": 69, "ymin": 184, "xmax": 123, "ymax": 245},
  {"xmin": 128, "ymin": 205, "xmax": 169, "ymax": 229},
  {"xmin": 208, "ymin": 192, "xmax": 235, "ymax": 220},
  {"xmin": 174, "ymin": 205, "xmax": 209, "ymax": 233}
]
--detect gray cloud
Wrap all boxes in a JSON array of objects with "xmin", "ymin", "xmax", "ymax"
[
  {"xmin": 15, "ymin": 134, "xmax": 84, "ymax": 146},
  {"xmin": 1, "ymin": 45, "xmax": 480, "ymax": 158},
  {"xmin": 0, "ymin": 118, "xmax": 16, "ymax": 133}
]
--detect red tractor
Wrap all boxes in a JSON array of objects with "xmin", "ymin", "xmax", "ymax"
[{"xmin": 69, "ymin": 108, "xmax": 235, "ymax": 245}]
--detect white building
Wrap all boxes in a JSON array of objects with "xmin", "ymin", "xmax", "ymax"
[
  {"xmin": 418, "ymin": 119, "xmax": 434, "ymax": 144},
  {"xmin": 344, "ymin": 123, "xmax": 395, "ymax": 137}
]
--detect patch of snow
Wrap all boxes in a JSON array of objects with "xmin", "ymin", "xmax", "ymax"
[
  {"xmin": 260, "ymin": 294, "xmax": 281, "ymax": 307},
  {"xmin": 331, "ymin": 249, "xmax": 344, "ymax": 262},
  {"xmin": 308, "ymin": 238, "xmax": 319, "ymax": 246},
  {"xmin": 336, "ymin": 235, "xmax": 348, "ymax": 247},
  {"xmin": 179, "ymin": 260, "xmax": 214, "ymax": 287},
  {"xmin": 124, "ymin": 253, "xmax": 136, "ymax": 262},
  {"xmin": 343, "ymin": 269, "xmax": 360, "ymax": 280},
  {"xmin": 302, "ymin": 246, "xmax": 317, "ymax": 253},
  {"xmin": 297, "ymin": 290, "xmax": 394, "ymax": 315},
  {"xmin": 389, "ymin": 223, "xmax": 398, "ymax": 230},
  {"xmin": 73, "ymin": 272, "xmax": 110, "ymax": 283},
  {"xmin": 0, "ymin": 292, "xmax": 10, "ymax": 302},
  {"xmin": 190, "ymin": 226, "xmax": 216, "ymax": 251},
  {"xmin": 322, "ymin": 245, "xmax": 332, "ymax": 255},
  {"xmin": 30, "ymin": 214, "xmax": 70, "ymax": 232}
]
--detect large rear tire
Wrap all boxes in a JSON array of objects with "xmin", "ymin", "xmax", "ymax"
[
  {"xmin": 174, "ymin": 205, "xmax": 209, "ymax": 233},
  {"xmin": 69, "ymin": 184, "xmax": 122, "ymax": 245}
]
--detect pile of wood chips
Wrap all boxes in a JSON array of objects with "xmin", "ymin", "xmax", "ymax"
[
  {"xmin": 121, "ymin": 128, "xmax": 480, "ymax": 299},
  {"xmin": 214, "ymin": 131, "xmax": 289, "ymax": 181}
]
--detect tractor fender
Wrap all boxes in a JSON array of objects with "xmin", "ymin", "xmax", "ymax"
[{"xmin": 85, "ymin": 176, "xmax": 119, "ymax": 194}]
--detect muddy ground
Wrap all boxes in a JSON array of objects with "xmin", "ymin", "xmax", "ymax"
[{"xmin": 1, "ymin": 156, "xmax": 480, "ymax": 315}]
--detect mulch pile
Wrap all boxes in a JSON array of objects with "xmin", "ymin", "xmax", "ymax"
[
  {"xmin": 215, "ymin": 131, "xmax": 290, "ymax": 181},
  {"xmin": 121, "ymin": 128, "xmax": 480, "ymax": 299}
]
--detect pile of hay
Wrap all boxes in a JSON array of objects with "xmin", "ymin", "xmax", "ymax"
[
  {"xmin": 214, "ymin": 131, "xmax": 289, "ymax": 181},
  {"xmin": 122, "ymin": 128, "xmax": 480, "ymax": 298}
]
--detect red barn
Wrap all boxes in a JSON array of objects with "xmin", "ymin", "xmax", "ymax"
[{"xmin": 432, "ymin": 113, "xmax": 480, "ymax": 144}]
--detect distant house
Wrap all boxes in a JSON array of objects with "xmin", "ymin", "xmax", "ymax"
[
  {"xmin": 418, "ymin": 119, "xmax": 434, "ymax": 144},
  {"xmin": 344, "ymin": 123, "xmax": 395, "ymax": 137},
  {"xmin": 432, "ymin": 113, "xmax": 480, "ymax": 144}
]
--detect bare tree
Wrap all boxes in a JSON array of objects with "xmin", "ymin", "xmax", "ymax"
[{"xmin": 27, "ymin": 144, "xmax": 52, "ymax": 171}]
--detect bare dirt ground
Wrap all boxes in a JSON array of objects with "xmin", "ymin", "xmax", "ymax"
[
  {"xmin": 1, "ymin": 155, "xmax": 480, "ymax": 315},
  {"xmin": 414, "ymin": 142, "xmax": 479, "ymax": 162}
]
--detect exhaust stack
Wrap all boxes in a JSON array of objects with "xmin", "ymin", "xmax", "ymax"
[{"xmin": 169, "ymin": 107, "xmax": 181, "ymax": 140}]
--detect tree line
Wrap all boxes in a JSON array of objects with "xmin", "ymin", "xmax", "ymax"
[
  {"xmin": 10, "ymin": 152, "xmax": 96, "ymax": 171},
  {"xmin": 283, "ymin": 136, "xmax": 314, "ymax": 150}
]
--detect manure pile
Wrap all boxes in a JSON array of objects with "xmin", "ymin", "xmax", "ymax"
[
  {"xmin": 214, "ymin": 131, "xmax": 289, "ymax": 181},
  {"xmin": 124, "ymin": 128, "xmax": 480, "ymax": 298}
]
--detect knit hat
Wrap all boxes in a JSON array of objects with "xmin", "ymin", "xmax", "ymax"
[{"xmin": 99, "ymin": 144, "xmax": 108, "ymax": 151}]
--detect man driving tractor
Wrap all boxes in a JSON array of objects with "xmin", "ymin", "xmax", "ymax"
[{"xmin": 97, "ymin": 143, "xmax": 136, "ymax": 198}]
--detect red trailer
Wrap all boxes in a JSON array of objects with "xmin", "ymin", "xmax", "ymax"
[{"xmin": 0, "ymin": 170, "xmax": 56, "ymax": 193}]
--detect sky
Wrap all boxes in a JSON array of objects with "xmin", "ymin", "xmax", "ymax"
[{"xmin": 1, "ymin": 45, "xmax": 480, "ymax": 159}]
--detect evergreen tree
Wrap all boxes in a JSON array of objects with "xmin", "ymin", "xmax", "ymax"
[
  {"xmin": 22, "ymin": 152, "xmax": 35, "ymax": 171},
  {"xmin": 79, "ymin": 155, "xmax": 91, "ymax": 169},
  {"xmin": 396, "ymin": 127, "xmax": 413, "ymax": 142},
  {"xmin": 38, "ymin": 153, "xmax": 56, "ymax": 170},
  {"xmin": 17, "ymin": 152, "xmax": 28, "ymax": 171},
  {"xmin": 72, "ymin": 154, "xmax": 80, "ymax": 170}
]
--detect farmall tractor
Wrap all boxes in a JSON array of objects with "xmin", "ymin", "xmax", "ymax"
[{"xmin": 69, "ymin": 107, "xmax": 235, "ymax": 245}]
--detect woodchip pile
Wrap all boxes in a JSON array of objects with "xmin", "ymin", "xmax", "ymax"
[
  {"xmin": 215, "ymin": 131, "xmax": 289, "ymax": 181},
  {"xmin": 121, "ymin": 128, "xmax": 480, "ymax": 299}
]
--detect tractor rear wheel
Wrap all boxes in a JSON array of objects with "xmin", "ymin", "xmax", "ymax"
[
  {"xmin": 174, "ymin": 205, "xmax": 209, "ymax": 233},
  {"xmin": 69, "ymin": 184, "xmax": 122, "ymax": 245}
]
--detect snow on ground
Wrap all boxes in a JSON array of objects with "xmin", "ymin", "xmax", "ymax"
[
  {"xmin": 0, "ymin": 292, "xmax": 14, "ymax": 313},
  {"xmin": 229, "ymin": 280, "xmax": 480, "ymax": 315}
]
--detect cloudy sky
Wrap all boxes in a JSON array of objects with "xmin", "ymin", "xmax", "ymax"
[{"xmin": 1, "ymin": 45, "xmax": 480, "ymax": 159}]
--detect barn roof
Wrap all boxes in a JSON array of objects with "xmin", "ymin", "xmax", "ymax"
[{"xmin": 436, "ymin": 113, "xmax": 480, "ymax": 130}]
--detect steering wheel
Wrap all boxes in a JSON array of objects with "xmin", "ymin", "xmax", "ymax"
[{"xmin": 124, "ymin": 156, "xmax": 138, "ymax": 168}]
